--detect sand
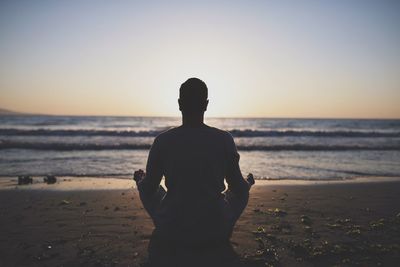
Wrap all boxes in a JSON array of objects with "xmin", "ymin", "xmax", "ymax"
[{"xmin": 0, "ymin": 179, "xmax": 400, "ymax": 266}]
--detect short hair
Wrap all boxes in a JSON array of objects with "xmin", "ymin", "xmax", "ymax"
[
  {"xmin": 179, "ymin": 78, "xmax": 208, "ymax": 100},
  {"xmin": 179, "ymin": 78, "xmax": 208, "ymax": 112}
]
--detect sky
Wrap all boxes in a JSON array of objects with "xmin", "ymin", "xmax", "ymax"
[{"xmin": 0, "ymin": 0, "xmax": 399, "ymax": 118}]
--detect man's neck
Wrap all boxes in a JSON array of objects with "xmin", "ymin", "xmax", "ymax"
[{"xmin": 181, "ymin": 113, "xmax": 205, "ymax": 127}]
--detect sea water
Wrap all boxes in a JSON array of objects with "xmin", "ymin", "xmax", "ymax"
[{"xmin": 0, "ymin": 116, "xmax": 399, "ymax": 180}]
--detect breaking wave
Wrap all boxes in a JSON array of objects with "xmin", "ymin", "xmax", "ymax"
[
  {"xmin": 1, "ymin": 128, "xmax": 400, "ymax": 138},
  {"xmin": 1, "ymin": 141, "xmax": 399, "ymax": 151}
]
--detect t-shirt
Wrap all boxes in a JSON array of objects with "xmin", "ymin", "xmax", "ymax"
[{"xmin": 138, "ymin": 124, "xmax": 249, "ymax": 244}]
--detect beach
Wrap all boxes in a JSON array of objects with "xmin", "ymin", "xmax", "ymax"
[{"xmin": 1, "ymin": 178, "xmax": 399, "ymax": 266}]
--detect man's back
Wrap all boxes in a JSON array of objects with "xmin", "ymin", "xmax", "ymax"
[
  {"xmin": 140, "ymin": 124, "xmax": 247, "ymax": 244},
  {"xmin": 158, "ymin": 125, "xmax": 231, "ymax": 198}
]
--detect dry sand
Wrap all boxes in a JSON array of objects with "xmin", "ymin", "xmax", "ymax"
[{"xmin": 0, "ymin": 179, "xmax": 400, "ymax": 266}]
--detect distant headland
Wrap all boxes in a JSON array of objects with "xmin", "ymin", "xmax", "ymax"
[
  {"xmin": 0, "ymin": 108, "xmax": 21, "ymax": 115},
  {"xmin": 0, "ymin": 108, "xmax": 36, "ymax": 116}
]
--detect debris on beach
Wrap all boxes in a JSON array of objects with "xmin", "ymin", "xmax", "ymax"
[
  {"xmin": 35, "ymin": 252, "xmax": 59, "ymax": 261},
  {"xmin": 271, "ymin": 221, "xmax": 292, "ymax": 234},
  {"xmin": 300, "ymin": 215, "xmax": 312, "ymax": 225},
  {"xmin": 44, "ymin": 175, "xmax": 57, "ymax": 184},
  {"xmin": 325, "ymin": 223, "xmax": 342, "ymax": 230},
  {"xmin": 369, "ymin": 218, "xmax": 385, "ymax": 230},
  {"xmin": 252, "ymin": 226, "xmax": 266, "ymax": 235},
  {"xmin": 336, "ymin": 218, "xmax": 351, "ymax": 224},
  {"xmin": 253, "ymin": 228, "xmax": 278, "ymax": 241},
  {"xmin": 270, "ymin": 208, "xmax": 287, "ymax": 217},
  {"xmin": 326, "ymin": 218, "xmax": 352, "ymax": 230},
  {"xmin": 246, "ymin": 206, "xmax": 400, "ymax": 266},
  {"xmin": 18, "ymin": 175, "xmax": 33, "ymax": 185},
  {"xmin": 346, "ymin": 228, "xmax": 361, "ymax": 237},
  {"xmin": 59, "ymin": 200, "xmax": 71, "ymax": 206},
  {"xmin": 246, "ymin": 234, "xmax": 280, "ymax": 267},
  {"xmin": 303, "ymin": 225, "xmax": 313, "ymax": 233}
]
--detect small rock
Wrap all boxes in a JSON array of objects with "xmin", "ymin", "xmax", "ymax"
[
  {"xmin": 44, "ymin": 175, "xmax": 57, "ymax": 184},
  {"xmin": 273, "ymin": 208, "xmax": 287, "ymax": 216},
  {"xmin": 304, "ymin": 226, "xmax": 312, "ymax": 233},
  {"xmin": 59, "ymin": 200, "xmax": 70, "ymax": 205},
  {"xmin": 18, "ymin": 175, "xmax": 33, "ymax": 185},
  {"xmin": 300, "ymin": 215, "xmax": 312, "ymax": 225},
  {"xmin": 252, "ymin": 226, "xmax": 266, "ymax": 234}
]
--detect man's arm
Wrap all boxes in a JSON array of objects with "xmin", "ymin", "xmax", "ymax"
[
  {"xmin": 136, "ymin": 137, "xmax": 164, "ymax": 196},
  {"xmin": 225, "ymin": 133, "xmax": 253, "ymax": 195}
]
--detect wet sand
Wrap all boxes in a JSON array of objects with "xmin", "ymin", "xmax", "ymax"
[{"xmin": 0, "ymin": 179, "xmax": 399, "ymax": 266}]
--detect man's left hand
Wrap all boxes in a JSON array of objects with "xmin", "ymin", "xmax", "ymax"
[{"xmin": 133, "ymin": 169, "xmax": 146, "ymax": 183}]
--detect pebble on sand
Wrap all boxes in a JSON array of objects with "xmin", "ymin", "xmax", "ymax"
[
  {"xmin": 18, "ymin": 176, "xmax": 33, "ymax": 185},
  {"xmin": 44, "ymin": 175, "xmax": 57, "ymax": 184}
]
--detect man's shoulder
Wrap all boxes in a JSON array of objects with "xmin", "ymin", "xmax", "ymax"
[
  {"xmin": 206, "ymin": 126, "xmax": 233, "ymax": 139},
  {"xmin": 154, "ymin": 127, "xmax": 179, "ymax": 140}
]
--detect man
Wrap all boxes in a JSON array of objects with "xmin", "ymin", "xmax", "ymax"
[{"xmin": 134, "ymin": 78, "xmax": 254, "ymax": 249}]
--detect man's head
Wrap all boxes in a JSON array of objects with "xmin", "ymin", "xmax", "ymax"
[{"xmin": 178, "ymin": 78, "xmax": 209, "ymax": 114}]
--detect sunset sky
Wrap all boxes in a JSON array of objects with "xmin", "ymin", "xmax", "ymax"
[{"xmin": 0, "ymin": 0, "xmax": 399, "ymax": 118}]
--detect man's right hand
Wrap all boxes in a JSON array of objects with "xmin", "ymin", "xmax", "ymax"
[
  {"xmin": 133, "ymin": 169, "xmax": 146, "ymax": 183},
  {"xmin": 247, "ymin": 173, "xmax": 255, "ymax": 186}
]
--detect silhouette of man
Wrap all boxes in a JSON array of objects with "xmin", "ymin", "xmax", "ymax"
[{"xmin": 134, "ymin": 78, "xmax": 254, "ymax": 264}]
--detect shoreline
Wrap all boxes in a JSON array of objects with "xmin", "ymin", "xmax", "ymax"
[{"xmin": 1, "ymin": 175, "xmax": 400, "ymax": 191}]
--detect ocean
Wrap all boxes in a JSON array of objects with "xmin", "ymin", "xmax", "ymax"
[{"xmin": 1, "ymin": 115, "xmax": 399, "ymax": 181}]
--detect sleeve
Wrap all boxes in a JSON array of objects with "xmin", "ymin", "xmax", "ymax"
[
  {"xmin": 225, "ymin": 132, "xmax": 249, "ymax": 195},
  {"xmin": 137, "ymin": 136, "xmax": 164, "ymax": 196}
]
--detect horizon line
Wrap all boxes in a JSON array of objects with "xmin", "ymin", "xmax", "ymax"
[
  {"xmin": 1, "ymin": 110, "xmax": 399, "ymax": 121},
  {"xmin": 1, "ymin": 107, "xmax": 400, "ymax": 120}
]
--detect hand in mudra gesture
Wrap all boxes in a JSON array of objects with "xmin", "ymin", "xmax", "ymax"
[
  {"xmin": 133, "ymin": 169, "xmax": 146, "ymax": 183},
  {"xmin": 247, "ymin": 173, "xmax": 255, "ymax": 186}
]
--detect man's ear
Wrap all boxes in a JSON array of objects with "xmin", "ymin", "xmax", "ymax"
[
  {"xmin": 178, "ymin": 99, "xmax": 182, "ymax": 111},
  {"xmin": 204, "ymin": 99, "xmax": 209, "ymax": 111}
]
